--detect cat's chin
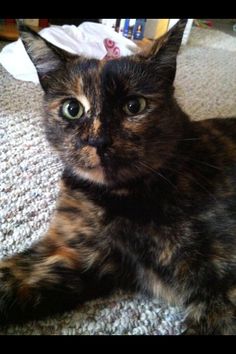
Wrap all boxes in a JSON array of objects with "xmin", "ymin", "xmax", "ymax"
[
  {"xmin": 76, "ymin": 166, "xmax": 108, "ymax": 185},
  {"xmin": 74, "ymin": 164, "xmax": 146, "ymax": 188}
]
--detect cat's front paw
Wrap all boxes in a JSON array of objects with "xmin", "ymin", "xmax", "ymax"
[
  {"xmin": 181, "ymin": 328, "xmax": 199, "ymax": 335},
  {"xmin": 0, "ymin": 292, "xmax": 12, "ymax": 326},
  {"xmin": 0, "ymin": 263, "xmax": 22, "ymax": 326}
]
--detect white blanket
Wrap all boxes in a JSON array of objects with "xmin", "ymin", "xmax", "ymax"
[{"xmin": 0, "ymin": 22, "xmax": 138, "ymax": 84}]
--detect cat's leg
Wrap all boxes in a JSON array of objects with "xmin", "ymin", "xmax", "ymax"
[
  {"xmin": 0, "ymin": 194, "xmax": 125, "ymax": 325},
  {"xmin": 183, "ymin": 297, "xmax": 236, "ymax": 335},
  {"xmin": 0, "ymin": 229, "xmax": 121, "ymax": 325}
]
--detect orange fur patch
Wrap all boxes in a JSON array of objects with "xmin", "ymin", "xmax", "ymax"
[{"xmin": 80, "ymin": 146, "xmax": 101, "ymax": 168}]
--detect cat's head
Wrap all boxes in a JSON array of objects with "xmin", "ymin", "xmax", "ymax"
[{"xmin": 20, "ymin": 20, "xmax": 187, "ymax": 187}]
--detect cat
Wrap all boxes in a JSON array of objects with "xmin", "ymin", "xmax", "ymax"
[{"xmin": 0, "ymin": 19, "xmax": 236, "ymax": 335}]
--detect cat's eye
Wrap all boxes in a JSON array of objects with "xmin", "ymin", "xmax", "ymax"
[
  {"xmin": 123, "ymin": 97, "xmax": 147, "ymax": 116},
  {"xmin": 61, "ymin": 99, "xmax": 84, "ymax": 120}
]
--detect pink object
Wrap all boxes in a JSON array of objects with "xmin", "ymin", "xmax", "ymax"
[{"xmin": 103, "ymin": 38, "xmax": 121, "ymax": 60}]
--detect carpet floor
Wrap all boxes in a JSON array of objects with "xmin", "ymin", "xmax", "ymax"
[{"xmin": 0, "ymin": 26, "xmax": 236, "ymax": 335}]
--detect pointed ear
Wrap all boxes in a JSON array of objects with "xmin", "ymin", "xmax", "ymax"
[
  {"xmin": 19, "ymin": 24, "xmax": 77, "ymax": 90},
  {"xmin": 141, "ymin": 19, "xmax": 188, "ymax": 84}
]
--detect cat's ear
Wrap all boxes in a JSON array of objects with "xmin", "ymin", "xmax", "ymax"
[
  {"xmin": 19, "ymin": 24, "xmax": 76, "ymax": 90},
  {"xmin": 140, "ymin": 19, "xmax": 188, "ymax": 84}
]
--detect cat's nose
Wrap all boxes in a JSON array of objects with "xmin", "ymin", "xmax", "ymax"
[{"xmin": 87, "ymin": 135, "xmax": 111, "ymax": 149}]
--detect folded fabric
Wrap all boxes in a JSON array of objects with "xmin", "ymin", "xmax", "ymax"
[{"xmin": 0, "ymin": 22, "xmax": 139, "ymax": 84}]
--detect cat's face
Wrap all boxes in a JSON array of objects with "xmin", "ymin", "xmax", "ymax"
[{"xmin": 20, "ymin": 20, "xmax": 187, "ymax": 187}]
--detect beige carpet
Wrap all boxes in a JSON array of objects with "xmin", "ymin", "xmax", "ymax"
[
  {"xmin": 0, "ymin": 26, "xmax": 236, "ymax": 335},
  {"xmin": 176, "ymin": 27, "xmax": 236, "ymax": 120}
]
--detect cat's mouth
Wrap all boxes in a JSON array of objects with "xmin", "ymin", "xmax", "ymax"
[
  {"xmin": 76, "ymin": 164, "xmax": 106, "ymax": 185},
  {"xmin": 75, "ymin": 147, "xmax": 138, "ymax": 186},
  {"xmin": 82, "ymin": 163, "xmax": 102, "ymax": 170},
  {"xmin": 74, "ymin": 146, "xmax": 108, "ymax": 184}
]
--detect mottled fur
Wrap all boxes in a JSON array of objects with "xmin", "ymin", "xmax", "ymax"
[{"xmin": 1, "ymin": 20, "xmax": 236, "ymax": 334}]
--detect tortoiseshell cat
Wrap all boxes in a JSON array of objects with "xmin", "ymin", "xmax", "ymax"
[{"xmin": 1, "ymin": 19, "xmax": 236, "ymax": 335}]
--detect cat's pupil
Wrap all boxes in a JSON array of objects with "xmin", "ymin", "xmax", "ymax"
[
  {"xmin": 61, "ymin": 99, "xmax": 84, "ymax": 120},
  {"xmin": 68, "ymin": 101, "xmax": 80, "ymax": 117},
  {"xmin": 123, "ymin": 97, "xmax": 146, "ymax": 116},
  {"xmin": 127, "ymin": 99, "xmax": 141, "ymax": 114}
]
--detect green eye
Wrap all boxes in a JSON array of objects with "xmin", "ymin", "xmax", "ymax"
[
  {"xmin": 61, "ymin": 99, "xmax": 84, "ymax": 120},
  {"xmin": 123, "ymin": 97, "xmax": 146, "ymax": 116}
]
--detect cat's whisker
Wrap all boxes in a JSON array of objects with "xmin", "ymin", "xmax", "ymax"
[
  {"xmin": 151, "ymin": 150, "xmax": 221, "ymax": 187},
  {"xmin": 138, "ymin": 151, "xmax": 219, "ymax": 202},
  {"xmin": 148, "ymin": 148, "xmax": 223, "ymax": 172},
  {"xmin": 146, "ymin": 138, "xmax": 202, "ymax": 145},
  {"xmin": 163, "ymin": 165, "xmax": 218, "ymax": 202},
  {"xmin": 138, "ymin": 160, "xmax": 178, "ymax": 191}
]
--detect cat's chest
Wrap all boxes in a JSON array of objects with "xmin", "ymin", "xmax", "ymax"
[{"xmin": 101, "ymin": 209, "xmax": 184, "ymax": 271}]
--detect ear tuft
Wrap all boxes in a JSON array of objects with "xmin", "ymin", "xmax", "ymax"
[
  {"xmin": 19, "ymin": 25, "xmax": 62, "ymax": 75},
  {"xmin": 148, "ymin": 19, "xmax": 188, "ymax": 58},
  {"xmin": 19, "ymin": 24, "xmax": 76, "ymax": 90},
  {"xmin": 139, "ymin": 19, "xmax": 188, "ymax": 84}
]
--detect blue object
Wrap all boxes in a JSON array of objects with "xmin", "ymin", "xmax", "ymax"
[
  {"xmin": 133, "ymin": 19, "xmax": 146, "ymax": 40},
  {"xmin": 123, "ymin": 19, "xmax": 130, "ymax": 38}
]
